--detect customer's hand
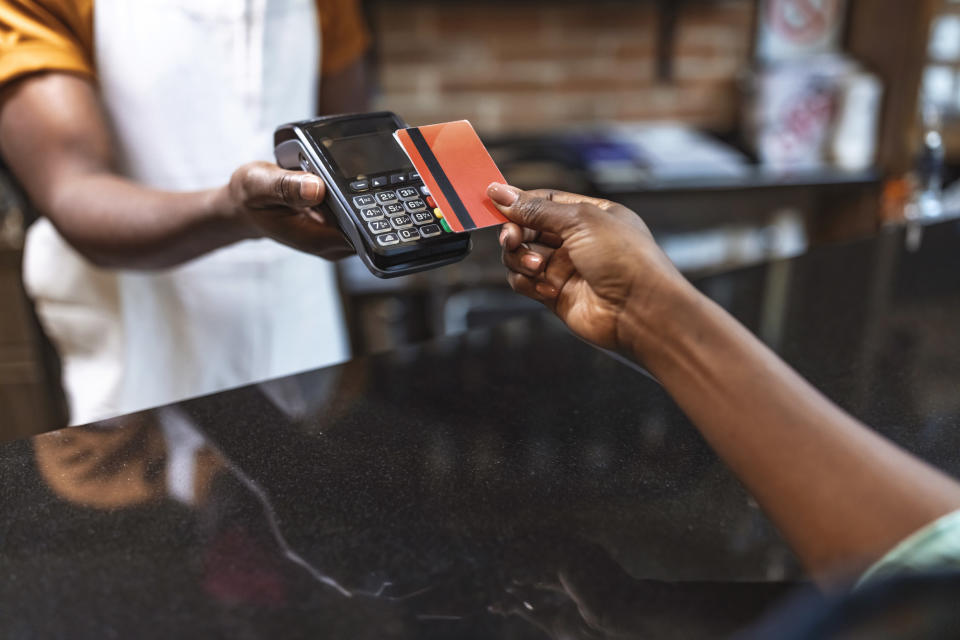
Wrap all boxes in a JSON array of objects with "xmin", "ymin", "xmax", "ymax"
[
  {"xmin": 489, "ymin": 183, "xmax": 687, "ymax": 353},
  {"xmin": 221, "ymin": 161, "xmax": 354, "ymax": 260}
]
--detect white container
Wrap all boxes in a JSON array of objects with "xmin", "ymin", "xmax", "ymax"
[{"xmin": 829, "ymin": 72, "xmax": 883, "ymax": 171}]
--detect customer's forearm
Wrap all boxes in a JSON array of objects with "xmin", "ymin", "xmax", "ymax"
[
  {"xmin": 624, "ymin": 281, "xmax": 960, "ymax": 580},
  {"xmin": 43, "ymin": 173, "xmax": 253, "ymax": 270}
]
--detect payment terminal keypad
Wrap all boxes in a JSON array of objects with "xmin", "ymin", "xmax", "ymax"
[
  {"xmin": 349, "ymin": 175, "xmax": 454, "ymax": 242},
  {"xmin": 275, "ymin": 112, "xmax": 472, "ymax": 278}
]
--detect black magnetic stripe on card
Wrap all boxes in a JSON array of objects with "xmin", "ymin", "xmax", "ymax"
[{"xmin": 405, "ymin": 127, "xmax": 476, "ymax": 230}]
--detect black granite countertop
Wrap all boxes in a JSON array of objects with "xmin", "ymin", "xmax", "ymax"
[{"xmin": 2, "ymin": 219, "xmax": 960, "ymax": 639}]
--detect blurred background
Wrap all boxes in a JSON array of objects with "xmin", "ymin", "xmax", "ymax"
[{"xmin": 2, "ymin": 0, "xmax": 958, "ymax": 437}]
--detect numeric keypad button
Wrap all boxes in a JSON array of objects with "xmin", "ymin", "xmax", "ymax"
[
  {"xmin": 411, "ymin": 211, "xmax": 435, "ymax": 226},
  {"xmin": 368, "ymin": 220, "xmax": 391, "ymax": 234},
  {"xmin": 382, "ymin": 203, "xmax": 405, "ymax": 217},
  {"xmin": 353, "ymin": 195, "xmax": 376, "ymax": 208},
  {"xmin": 403, "ymin": 198, "xmax": 427, "ymax": 213},
  {"xmin": 375, "ymin": 191, "xmax": 398, "ymax": 205},
  {"xmin": 390, "ymin": 214, "xmax": 413, "ymax": 230},
  {"xmin": 398, "ymin": 228, "xmax": 420, "ymax": 242},
  {"xmin": 396, "ymin": 187, "xmax": 419, "ymax": 201},
  {"xmin": 418, "ymin": 224, "xmax": 442, "ymax": 238},
  {"xmin": 359, "ymin": 208, "xmax": 384, "ymax": 221}
]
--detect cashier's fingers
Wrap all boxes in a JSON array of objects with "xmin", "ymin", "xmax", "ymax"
[
  {"xmin": 257, "ymin": 207, "xmax": 354, "ymax": 259},
  {"xmin": 231, "ymin": 161, "xmax": 327, "ymax": 209}
]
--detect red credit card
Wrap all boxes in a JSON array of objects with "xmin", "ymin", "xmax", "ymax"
[{"xmin": 394, "ymin": 121, "xmax": 507, "ymax": 233}]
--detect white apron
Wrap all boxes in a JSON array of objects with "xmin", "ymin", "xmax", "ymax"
[{"xmin": 23, "ymin": 0, "xmax": 349, "ymax": 425}]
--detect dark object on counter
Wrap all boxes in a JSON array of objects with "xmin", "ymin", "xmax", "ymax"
[{"xmin": 739, "ymin": 571, "xmax": 960, "ymax": 639}]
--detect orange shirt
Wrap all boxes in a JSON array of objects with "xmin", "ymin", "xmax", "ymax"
[{"xmin": 0, "ymin": 0, "xmax": 370, "ymax": 88}]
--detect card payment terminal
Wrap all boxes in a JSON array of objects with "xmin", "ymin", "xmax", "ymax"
[{"xmin": 274, "ymin": 112, "xmax": 471, "ymax": 278}]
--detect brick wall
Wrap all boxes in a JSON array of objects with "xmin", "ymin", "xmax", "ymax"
[{"xmin": 369, "ymin": 0, "xmax": 756, "ymax": 134}]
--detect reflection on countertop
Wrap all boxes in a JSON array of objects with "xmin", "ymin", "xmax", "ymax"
[{"xmin": 2, "ymin": 219, "xmax": 960, "ymax": 638}]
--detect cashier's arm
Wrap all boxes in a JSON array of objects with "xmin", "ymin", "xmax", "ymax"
[
  {"xmin": 489, "ymin": 183, "xmax": 960, "ymax": 585},
  {"xmin": 318, "ymin": 57, "xmax": 369, "ymax": 116},
  {"xmin": 0, "ymin": 73, "xmax": 352, "ymax": 269}
]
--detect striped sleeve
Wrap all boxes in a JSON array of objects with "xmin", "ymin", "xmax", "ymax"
[{"xmin": 858, "ymin": 509, "xmax": 960, "ymax": 586}]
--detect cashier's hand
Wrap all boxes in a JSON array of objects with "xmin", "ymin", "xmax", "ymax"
[
  {"xmin": 222, "ymin": 162, "xmax": 354, "ymax": 260},
  {"xmin": 490, "ymin": 183, "xmax": 686, "ymax": 353}
]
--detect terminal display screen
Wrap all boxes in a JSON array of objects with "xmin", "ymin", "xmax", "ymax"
[{"xmin": 324, "ymin": 132, "xmax": 411, "ymax": 178}]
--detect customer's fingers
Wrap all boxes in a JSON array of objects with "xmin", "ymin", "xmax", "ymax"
[
  {"xmin": 502, "ymin": 242, "xmax": 555, "ymax": 277},
  {"xmin": 498, "ymin": 223, "xmax": 526, "ymax": 251},
  {"xmin": 540, "ymin": 246, "xmax": 577, "ymax": 292},
  {"xmin": 239, "ymin": 162, "xmax": 326, "ymax": 208},
  {"xmin": 507, "ymin": 271, "xmax": 560, "ymax": 309},
  {"xmin": 525, "ymin": 188, "xmax": 620, "ymax": 213},
  {"xmin": 488, "ymin": 183, "xmax": 583, "ymax": 236},
  {"xmin": 499, "ymin": 222, "xmax": 563, "ymax": 251}
]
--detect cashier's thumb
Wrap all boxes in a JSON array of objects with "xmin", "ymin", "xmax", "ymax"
[
  {"xmin": 234, "ymin": 162, "xmax": 326, "ymax": 208},
  {"xmin": 487, "ymin": 183, "xmax": 576, "ymax": 234},
  {"xmin": 275, "ymin": 171, "xmax": 325, "ymax": 205}
]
